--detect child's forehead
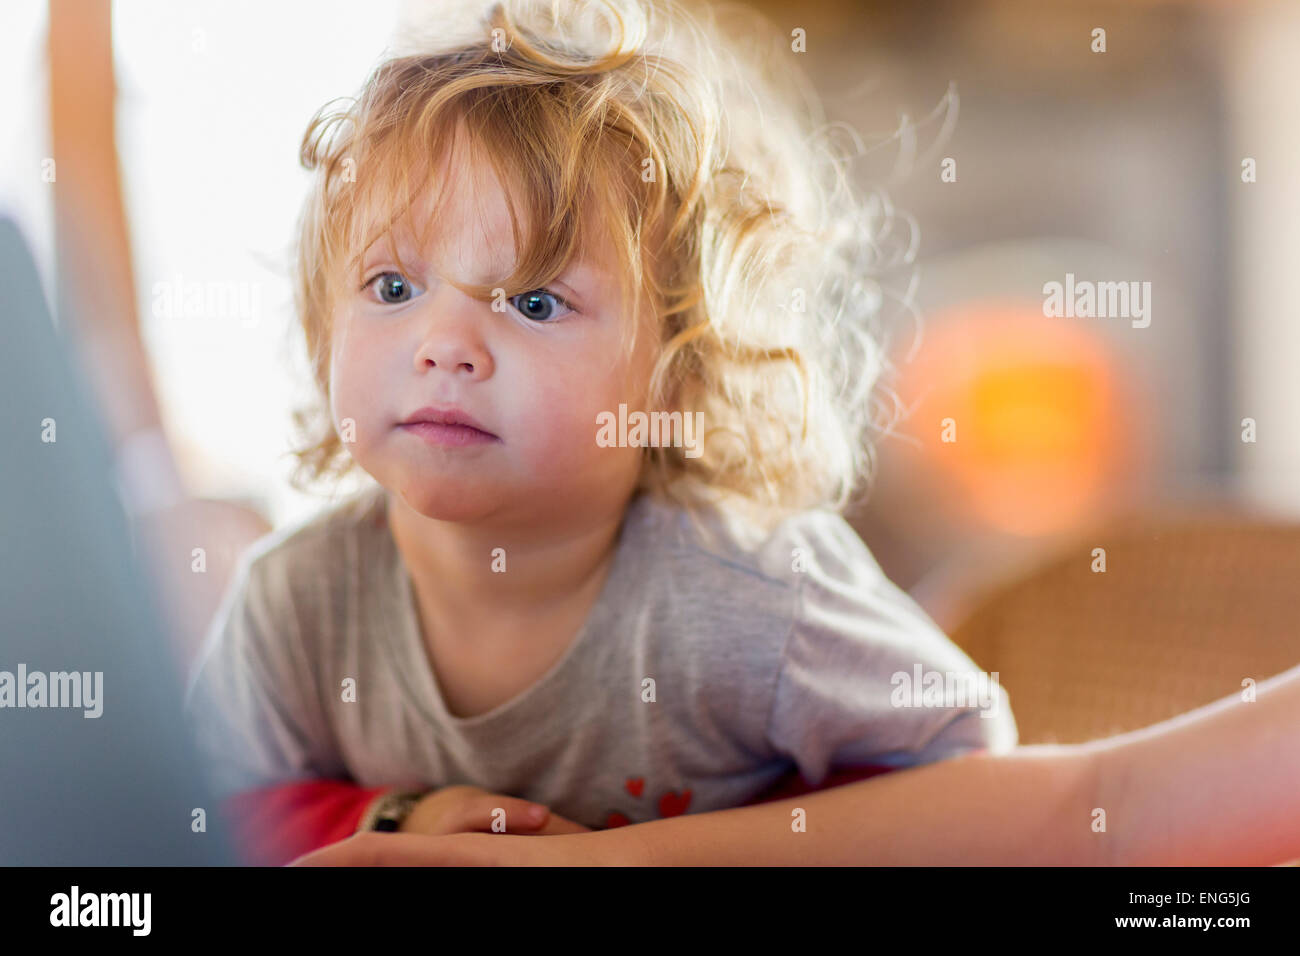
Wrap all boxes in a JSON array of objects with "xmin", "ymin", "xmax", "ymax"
[
  {"xmin": 359, "ymin": 142, "xmax": 508, "ymax": 255},
  {"xmin": 355, "ymin": 152, "xmax": 622, "ymax": 289}
]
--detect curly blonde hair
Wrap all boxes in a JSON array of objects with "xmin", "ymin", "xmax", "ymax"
[{"xmin": 289, "ymin": 0, "xmax": 896, "ymax": 533}]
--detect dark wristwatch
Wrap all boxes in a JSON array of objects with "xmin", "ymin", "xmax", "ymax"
[{"xmin": 357, "ymin": 789, "xmax": 426, "ymax": 833}]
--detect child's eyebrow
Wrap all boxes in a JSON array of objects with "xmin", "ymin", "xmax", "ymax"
[{"xmin": 360, "ymin": 234, "xmax": 423, "ymax": 269}]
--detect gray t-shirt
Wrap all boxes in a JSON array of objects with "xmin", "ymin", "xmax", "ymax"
[{"xmin": 183, "ymin": 482, "xmax": 1017, "ymax": 829}]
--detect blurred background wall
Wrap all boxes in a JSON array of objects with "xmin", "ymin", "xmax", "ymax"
[
  {"xmin": 746, "ymin": 0, "xmax": 1300, "ymax": 628},
  {"xmin": 1, "ymin": 0, "xmax": 1297, "ymax": 643}
]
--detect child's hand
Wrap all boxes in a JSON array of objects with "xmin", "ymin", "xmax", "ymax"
[{"xmin": 398, "ymin": 785, "xmax": 591, "ymax": 836}]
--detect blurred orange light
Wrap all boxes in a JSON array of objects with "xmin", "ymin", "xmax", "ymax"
[{"xmin": 898, "ymin": 303, "xmax": 1129, "ymax": 536}]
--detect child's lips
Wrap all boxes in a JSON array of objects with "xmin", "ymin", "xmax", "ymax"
[
  {"xmin": 397, "ymin": 404, "xmax": 499, "ymax": 444},
  {"xmin": 398, "ymin": 421, "xmax": 500, "ymax": 447}
]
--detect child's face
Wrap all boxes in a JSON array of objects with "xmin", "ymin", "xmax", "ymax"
[{"xmin": 328, "ymin": 148, "xmax": 659, "ymax": 525}]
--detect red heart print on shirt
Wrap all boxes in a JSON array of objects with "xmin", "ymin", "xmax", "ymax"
[
  {"xmin": 658, "ymin": 789, "xmax": 692, "ymax": 817},
  {"xmin": 603, "ymin": 780, "xmax": 692, "ymax": 828}
]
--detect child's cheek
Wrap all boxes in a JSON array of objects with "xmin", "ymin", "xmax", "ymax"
[
  {"xmin": 327, "ymin": 317, "xmax": 384, "ymax": 448},
  {"xmin": 504, "ymin": 367, "xmax": 599, "ymax": 470}
]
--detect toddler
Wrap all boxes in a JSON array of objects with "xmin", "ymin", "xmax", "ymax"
[{"xmin": 184, "ymin": 0, "xmax": 1019, "ymax": 862}]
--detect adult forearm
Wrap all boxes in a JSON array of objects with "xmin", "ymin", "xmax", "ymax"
[
  {"xmin": 1094, "ymin": 663, "xmax": 1300, "ymax": 866},
  {"xmin": 598, "ymin": 745, "xmax": 1101, "ymax": 866}
]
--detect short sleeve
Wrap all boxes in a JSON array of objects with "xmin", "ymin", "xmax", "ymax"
[
  {"xmin": 182, "ymin": 549, "xmax": 343, "ymax": 802},
  {"xmin": 764, "ymin": 514, "xmax": 1018, "ymax": 786}
]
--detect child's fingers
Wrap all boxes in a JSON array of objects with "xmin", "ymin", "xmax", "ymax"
[
  {"xmin": 456, "ymin": 794, "xmax": 552, "ymax": 834},
  {"xmin": 530, "ymin": 812, "xmax": 593, "ymax": 835}
]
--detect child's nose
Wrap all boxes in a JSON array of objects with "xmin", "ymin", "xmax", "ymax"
[{"xmin": 411, "ymin": 287, "xmax": 494, "ymax": 380}]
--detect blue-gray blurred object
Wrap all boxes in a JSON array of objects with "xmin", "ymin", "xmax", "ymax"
[{"xmin": 0, "ymin": 217, "xmax": 234, "ymax": 865}]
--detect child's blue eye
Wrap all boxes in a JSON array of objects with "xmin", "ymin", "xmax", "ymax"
[
  {"xmin": 509, "ymin": 290, "xmax": 572, "ymax": 322},
  {"xmin": 365, "ymin": 271, "xmax": 421, "ymax": 304}
]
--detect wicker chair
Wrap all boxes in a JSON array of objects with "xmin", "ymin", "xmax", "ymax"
[{"xmin": 948, "ymin": 514, "xmax": 1300, "ymax": 747}]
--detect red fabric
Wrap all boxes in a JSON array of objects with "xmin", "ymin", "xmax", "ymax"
[
  {"xmin": 221, "ymin": 779, "xmax": 389, "ymax": 866},
  {"xmin": 225, "ymin": 765, "xmax": 902, "ymax": 865}
]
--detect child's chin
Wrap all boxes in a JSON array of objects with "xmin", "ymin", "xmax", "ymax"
[{"xmin": 392, "ymin": 478, "xmax": 505, "ymax": 523}]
